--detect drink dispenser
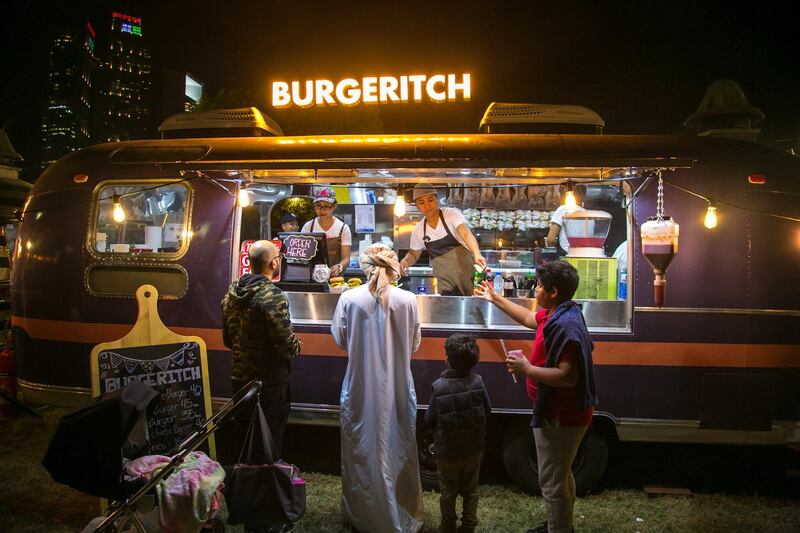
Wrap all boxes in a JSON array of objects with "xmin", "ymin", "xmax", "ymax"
[
  {"xmin": 563, "ymin": 210, "xmax": 613, "ymax": 257},
  {"xmin": 640, "ymin": 216, "xmax": 679, "ymax": 307}
]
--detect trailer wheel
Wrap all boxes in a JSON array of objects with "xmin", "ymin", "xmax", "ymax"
[
  {"xmin": 417, "ymin": 426, "xmax": 440, "ymax": 491},
  {"xmin": 502, "ymin": 421, "xmax": 608, "ymax": 496}
]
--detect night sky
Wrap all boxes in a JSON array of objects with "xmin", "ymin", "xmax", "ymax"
[{"xmin": 2, "ymin": 1, "xmax": 799, "ymax": 169}]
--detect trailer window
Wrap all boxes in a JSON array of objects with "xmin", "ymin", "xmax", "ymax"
[{"xmin": 91, "ymin": 182, "xmax": 191, "ymax": 258}]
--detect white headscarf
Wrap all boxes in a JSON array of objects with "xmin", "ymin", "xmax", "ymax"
[{"xmin": 359, "ymin": 243, "xmax": 401, "ymax": 300}]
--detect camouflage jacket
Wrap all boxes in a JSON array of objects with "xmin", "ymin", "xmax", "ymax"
[{"xmin": 222, "ymin": 274, "xmax": 300, "ymax": 383}]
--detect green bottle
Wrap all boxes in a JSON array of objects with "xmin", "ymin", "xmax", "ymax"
[
  {"xmin": 473, "ymin": 270, "xmax": 482, "ymax": 288},
  {"xmin": 525, "ymin": 270, "xmax": 535, "ymax": 290}
]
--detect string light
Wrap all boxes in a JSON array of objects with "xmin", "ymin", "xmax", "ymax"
[
  {"xmin": 704, "ymin": 201, "xmax": 718, "ymax": 229},
  {"xmin": 564, "ymin": 179, "xmax": 577, "ymax": 213},
  {"xmin": 112, "ymin": 194, "xmax": 126, "ymax": 223},
  {"xmin": 393, "ymin": 186, "xmax": 406, "ymax": 217},
  {"xmin": 238, "ymin": 183, "xmax": 251, "ymax": 207}
]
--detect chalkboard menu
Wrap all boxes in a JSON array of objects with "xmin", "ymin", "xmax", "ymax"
[
  {"xmin": 96, "ymin": 342, "xmax": 208, "ymax": 455},
  {"xmin": 282, "ymin": 234, "xmax": 319, "ymax": 264},
  {"xmin": 90, "ymin": 284, "xmax": 214, "ymax": 458}
]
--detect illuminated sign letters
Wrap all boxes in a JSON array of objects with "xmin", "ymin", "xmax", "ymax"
[
  {"xmin": 272, "ymin": 73, "xmax": 471, "ymax": 108},
  {"xmin": 113, "ymin": 12, "xmax": 142, "ymax": 36}
]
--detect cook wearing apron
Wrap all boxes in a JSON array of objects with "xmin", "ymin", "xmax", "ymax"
[
  {"xmin": 547, "ymin": 183, "xmax": 586, "ymax": 257},
  {"xmin": 399, "ymin": 186, "xmax": 486, "ymax": 296},
  {"xmin": 301, "ymin": 186, "xmax": 352, "ymax": 276}
]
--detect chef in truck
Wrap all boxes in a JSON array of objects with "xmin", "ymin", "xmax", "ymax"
[
  {"xmin": 300, "ymin": 186, "xmax": 352, "ymax": 277},
  {"xmin": 400, "ymin": 185, "xmax": 487, "ymax": 296}
]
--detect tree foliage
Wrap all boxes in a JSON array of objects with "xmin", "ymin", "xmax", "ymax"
[{"xmin": 193, "ymin": 87, "xmax": 260, "ymax": 112}]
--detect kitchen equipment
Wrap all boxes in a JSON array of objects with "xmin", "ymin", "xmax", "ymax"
[
  {"xmin": 144, "ymin": 226, "xmax": 162, "ymax": 251},
  {"xmin": 563, "ymin": 210, "xmax": 613, "ymax": 258},
  {"xmin": 641, "ymin": 216, "xmax": 679, "ymax": 308},
  {"xmin": 499, "ymin": 259, "xmax": 522, "ymax": 268},
  {"xmin": 565, "ymin": 256, "xmax": 618, "ymax": 300}
]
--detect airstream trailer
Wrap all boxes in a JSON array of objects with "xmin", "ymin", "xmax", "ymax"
[{"xmin": 10, "ymin": 115, "xmax": 800, "ymax": 494}]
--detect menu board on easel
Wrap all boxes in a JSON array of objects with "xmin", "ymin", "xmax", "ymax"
[{"xmin": 90, "ymin": 285, "xmax": 215, "ymax": 457}]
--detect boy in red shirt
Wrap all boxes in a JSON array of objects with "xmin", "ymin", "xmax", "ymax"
[{"xmin": 475, "ymin": 260, "xmax": 597, "ymax": 533}]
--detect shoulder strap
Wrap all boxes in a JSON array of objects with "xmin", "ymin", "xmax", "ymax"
[
  {"xmin": 238, "ymin": 396, "xmax": 278, "ymax": 465},
  {"xmin": 440, "ymin": 209, "xmax": 456, "ymax": 238}
]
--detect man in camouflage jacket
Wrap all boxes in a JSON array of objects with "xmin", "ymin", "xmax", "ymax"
[{"xmin": 222, "ymin": 240, "xmax": 300, "ymax": 458}]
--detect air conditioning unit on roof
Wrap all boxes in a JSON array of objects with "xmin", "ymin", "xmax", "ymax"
[
  {"xmin": 158, "ymin": 107, "xmax": 283, "ymax": 138},
  {"xmin": 479, "ymin": 102, "xmax": 604, "ymax": 134}
]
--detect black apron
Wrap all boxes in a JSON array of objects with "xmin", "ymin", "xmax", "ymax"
[
  {"xmin": 423, "ymin": 210, "xmax": 475, "ymax": 296},
  {"xmin": 311, "ymin": 217, "xmax": 345, "ymax": 267}
]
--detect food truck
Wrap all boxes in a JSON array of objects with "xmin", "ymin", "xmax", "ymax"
[{"xmin": 10, "ymin": 107, "xmax": 800, "ymax": 495}]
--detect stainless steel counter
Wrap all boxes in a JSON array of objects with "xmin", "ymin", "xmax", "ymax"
[{"xmin": 286, "ymin": 291, "xmax": 631, "ymax": 331}]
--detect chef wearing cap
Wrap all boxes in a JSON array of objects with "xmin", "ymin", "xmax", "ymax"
[
  {"xmin": 399, "ymin": 185, "xmax": 486, "ymax": 296},
  {"xmin": 279, "ymin": 212, "xmax": 300, "ymax": 232},
  {"xmin": 301, "ymin": 186, "xmax": 352, "ymax": 276}
]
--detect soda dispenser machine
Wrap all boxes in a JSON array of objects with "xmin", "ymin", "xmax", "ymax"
[{"xmin": 562, "ymin": 210, "xmax": 618, "ymax": 300}]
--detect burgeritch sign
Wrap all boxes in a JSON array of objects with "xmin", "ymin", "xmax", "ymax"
[{"xmin": 272, "ymin": 73, "xmax": 471, "ymax": 108}]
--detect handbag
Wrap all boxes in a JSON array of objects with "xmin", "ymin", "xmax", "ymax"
[{"xmin": 224, "ymin": 400, "xmax": 306, "ymax": 525}]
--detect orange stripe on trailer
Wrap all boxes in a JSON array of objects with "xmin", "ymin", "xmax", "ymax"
[
  {"xmin": 295, "ymin": 333, "xmax": 800, "ymax": 368},
  {"xmin": 11, "ymin": 316, "xmax": 800, "ymax": 368},
  {"xmin": 593, "ymin": 341, "xmax": 800, "ymax": 368},
  {"xmin": 11, "ymin": 315, "xmax": 228, "ymax": 351},
  {"xmin": 294, "ymin": 334, "xmax": 530, "ymax": 362}
]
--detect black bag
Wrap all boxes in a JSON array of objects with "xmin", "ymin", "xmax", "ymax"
[{"xmin": 224, "ymin": 400, "xmax": 306, "ymax": 525}]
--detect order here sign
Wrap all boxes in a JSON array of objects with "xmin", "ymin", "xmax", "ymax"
[{"xmin": 272, "ymin": 73, "xmax": 471, "ymax": 108}]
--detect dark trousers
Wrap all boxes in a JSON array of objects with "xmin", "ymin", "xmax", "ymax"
[
  {"xmin": 438, "ymin": 452, "xmax": 482, "ymax": 533},
  {"xmin": 220, "ymin": 380, "xmax": 290, "ymax": 465}
]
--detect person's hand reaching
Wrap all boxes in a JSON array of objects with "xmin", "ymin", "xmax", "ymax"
[{"xmin": 473, "ymin": 280, "xmax": 498, "ymax": 302}]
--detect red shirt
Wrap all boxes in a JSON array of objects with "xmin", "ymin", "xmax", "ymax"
[{"xmin": 527, "ymin": 309, "xmax": 593, "ymax": 426}]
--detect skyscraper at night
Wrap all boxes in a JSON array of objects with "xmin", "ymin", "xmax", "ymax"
[
  {"xmin": 41, "ymin": 23, "xmax": 97, "ymax": 165},
  {"xmin": 40, "ymin": 8, "xmax": 153, "ymax": 168},
  {"xmin": 94, "ymin": 11, "xmax": 152, "ymax": 142}
]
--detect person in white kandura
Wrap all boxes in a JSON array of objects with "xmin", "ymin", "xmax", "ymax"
[{"xmin": 331, "ymin": 243, "xmax": 425, "ymax": 533}]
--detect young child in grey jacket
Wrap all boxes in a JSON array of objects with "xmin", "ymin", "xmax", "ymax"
[{"xmin": 425, "ymin": 333, "xmax": 492, "ymax": 533}]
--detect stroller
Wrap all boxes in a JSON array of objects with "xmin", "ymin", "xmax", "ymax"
[{"xmin": 43, "ymin": 380, "xmax": 263, "ymax": 533}]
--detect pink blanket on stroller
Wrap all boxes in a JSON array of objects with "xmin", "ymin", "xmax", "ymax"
[{"xmin": 124, "ymin": 451, "xmax": 225, "ymax": 533}]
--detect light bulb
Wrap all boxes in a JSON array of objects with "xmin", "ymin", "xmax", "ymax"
[
  {"xmin": 564, "ymin": 190, "xmax": 577, "ymax": 213},
  {"xmin": 238, "ymin": 187, "xmax": 251, "ymax": 207},
  {"xmin": 394, "ymin": 195, "xmax": 406, "ymax": 217},
  {"xmin": 704, "ymin": 204, "xmax": 718, "ymax": 229},
  {"xmin": 112, "ymin": 195, "xmax": 126, "ymax": 223}
]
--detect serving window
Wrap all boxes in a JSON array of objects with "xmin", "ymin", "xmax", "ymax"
[
  {"xmin": 232, "ymin": 174, "xmax": 631, "ymax": 332},
  {"xmin": 91, "ymin": 181, "xmax": 191, "ymax": 258}
]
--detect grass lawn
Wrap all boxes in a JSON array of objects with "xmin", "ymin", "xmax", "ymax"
[{"xmin": 1, "ymin": 408, "xmax": 798, "ymax": 532}]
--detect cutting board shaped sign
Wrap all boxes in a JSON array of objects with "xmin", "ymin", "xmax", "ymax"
[{"xmin": 90, "ymin": 284, "xmax": 215, "ymax": 457}]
